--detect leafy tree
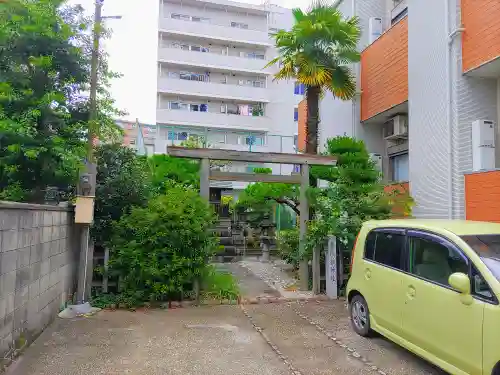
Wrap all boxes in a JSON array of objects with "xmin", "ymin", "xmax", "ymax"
[
  {"xmin": 92, "ymin": 144, "xmax": 152, "ymax": 246},
  {"xmin": 0, "ymin": 0, "xmax": 122, "ymax": 202},
  {"xmin": 236, "ymin": 183, "xmax": 300, "ymax": 215},
  {"xmin": 148, "ymin": 154, "xmax": 200, "ymax": 192},
  {"xmin": 307, "ymin": 136, "xmax": 413, "ymax": 252},
  {"xmin": 268, "ymin": 2, "xmax": 360, "ymax": 155},
  {"xmin": 180, "ymin": 135, "xmax": 230, "ymax": 171},
  {"xmin": 0, "ymin": 0, "xmax": 87, "ymax": 201},
  {"xmin": 107, "ymin": 183, "xmax": 218, "ymax": 302}
]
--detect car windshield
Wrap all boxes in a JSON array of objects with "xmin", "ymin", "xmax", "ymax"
[{"xmin": 461, "ymin": 235, "xmax": 500, "ymax": 282}]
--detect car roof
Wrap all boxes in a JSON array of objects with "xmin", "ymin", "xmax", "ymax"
[{"xmin": 363, "ymin": 219, "xmax": 500, "ymax": 236}]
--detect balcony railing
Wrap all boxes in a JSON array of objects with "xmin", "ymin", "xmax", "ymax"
[
  {"xmin": 160, "ymin": 41, "xmax": 266, "ymax": 61},
  {"xmin": 158, "ymin": 16, "xmax": 271, "ymax": 46},
  {"xmin": 161, "ymin": 71, "xmax": 266, "ymax": 88}
]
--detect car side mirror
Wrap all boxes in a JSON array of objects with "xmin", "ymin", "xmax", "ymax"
[{"xmin": 448, "ymin": 272, "xmax": 473, "ymax": 305}]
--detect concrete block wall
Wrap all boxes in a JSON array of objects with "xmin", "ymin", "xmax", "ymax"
[{"xmin": 0, "ymin": 202, "xmax": 79, "ymax": 359}]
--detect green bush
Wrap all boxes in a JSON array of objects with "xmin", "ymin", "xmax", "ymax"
[
  {"xmin": 93, "ymin": 144, "xmax": 152, "ymax": 246},
  {"xmin": 201, "ymin": 265, "xmax": 240, "ymax": 301},
  {"xmin": 276, "ymin": 228, "xmax": 301, "ymax": 268},
  {"xmin": 107, "ymin": 182, "xmax": 218, "ymax": 302}
]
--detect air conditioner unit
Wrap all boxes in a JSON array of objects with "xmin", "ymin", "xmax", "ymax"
[
  {"xmin": 369, "ymin": 153, "xmax": 383, "ymax": 171},
  {"xmin": 472, "ymin": 119, "xmax": 496, "ymax": 171},
  {"xmin": 368, "ymin": 17, "xmax": 383, "ymax": 44},
  {"xmin": 383, "ymin": 115, "xmax": 408, "ymax": 140}
]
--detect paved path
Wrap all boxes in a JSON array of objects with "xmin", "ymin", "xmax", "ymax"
[
  {"xmin": 7, "ymin": 307, "xmax": 289, "ymax": 375},
  {"xmin": 8, "ymin": 262, "xmax": 447, "ymax": 374},
  {"xmin": 216, "ymin": 263, "xmax": 281, "ymax": 299},
  {"xmin": 8, "ymin": 302, "xmax": 446, "ymax": 375}
]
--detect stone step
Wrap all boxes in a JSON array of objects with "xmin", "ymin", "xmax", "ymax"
[{"xmin": 219, "ymin": 237, "xmax": 233, "ymax": 246}]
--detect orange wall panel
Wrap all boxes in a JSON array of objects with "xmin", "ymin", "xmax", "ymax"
[
  {"xmin": 360, "ymin": 17, "xmax": 408, "ymax": 121},
  {"xmin": 384, "ymin": 182, "xmax": 411, "ymax": 218},
  {"xmin": 465, "ymin": 171, "xmax": 500, "ymax": 223},
  {"xmin": 297, "ymin": 99, "xmax": 307, "ymax": 153},
  {"xmin": 462, "ymin": 0, "xmax": 500, "ymax": 72}
]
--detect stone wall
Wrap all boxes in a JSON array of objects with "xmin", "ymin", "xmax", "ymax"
[{"xmin": 0, "ymin": 202, "xmax": 79, "ymax": 359}]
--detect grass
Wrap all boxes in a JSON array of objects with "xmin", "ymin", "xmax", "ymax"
[{"xmin": 201, "ymin": 265, "xmax": 241, "ymax": 302}]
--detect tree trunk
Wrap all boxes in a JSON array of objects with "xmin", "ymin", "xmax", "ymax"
[
  {"xmin": 300, "ymin": 85, "xmax": 321, "ymax": 290},
  {"xmin": 305, "ymin": 85, "xmax": 320, "ymax": 155},
  {"xmin": 305, "ymin": 85, "xmax": 320, "ymax": 197}
]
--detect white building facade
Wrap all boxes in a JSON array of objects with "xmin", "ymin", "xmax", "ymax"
[
  {"xmin": 153, "ymin": 0, "xmax": 302, "ymax": 190},
  {"xmin": 313, "ymin": 0, "xmax": 500, "ymax": 219}
]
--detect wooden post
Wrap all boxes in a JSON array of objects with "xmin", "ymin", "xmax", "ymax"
[
  {"xmin": 312, "ymin": 244, "xmax": 321, "ymax": 294},
  {"xmin": 102, "ymin": 247, "xmax": 109, "ymax": 293},
  {"xmin": 299, "ymin": 163, "xmax": 309, "ymax": 291},
  {"xmin": 198, "ymin": 157, "xmax": 210, "ymax": 303},
  {"xmin": 200, "ymin": 158, "xmax": 210, "ymax": 201}
]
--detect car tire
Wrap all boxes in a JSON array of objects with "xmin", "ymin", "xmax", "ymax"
[{"xmin": 349, "ymin": 295, "xmax": 372, "ymax": 337}]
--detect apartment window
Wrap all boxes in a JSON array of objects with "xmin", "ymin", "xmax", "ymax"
[
  {"xmin": 391, "ymin": 153, "xmax": 409, "ymax": 182},
  {"xmin": 391, "ymin": 0, "xmax": 408, "ymax": 25},
  {"xmin": 392, "ymin": 7, "xmax": 408, "ymax": 25},
  {"xmin": 245, "ymin": 135, "xmax": 264, "ymax": 146},
  {"xmin": 169, "ymin": 102, "xmax": 207, "ymax": 112},
  {"xmin": 294, "ymin": 82, "xmax": 306, "ymax": 95},
  {"xmin": 231, "ymin": 21, "xmax": 249, "ymax": 29},
  {"xmin": 268, "ymin": 27, "xmax": 279, "ymax": 35},
  {"xmin": 171, "ymin": 13, "xmax": 190, "ymax": 21},
  {"xmin": 245, "ymin": 52, "xmax": 265, "ymax": 60},
  {"xmin": 237, "ymin": 79, "xmax": 265, "ymax": 88},
  {"xmin": 171, "ymin": 42, "xmax": 208, "ymax": 53},
  {"xmin": 129, "ymin": 139, "xmax": 136, "ymax": 145},
  {"xmin": 180, "ymin": 71, "xmax": 207, "ymax": 82},
  {"xmin": 294, "ymin": 108, "xmax": 299, "ymax": 121},
  {"xmin": 191, "ymin": 16, "xmax": 210, "ymax": 23},
  {"xmin": 169, "ymin": 102, "xmax": 189, "ymax": 110}
]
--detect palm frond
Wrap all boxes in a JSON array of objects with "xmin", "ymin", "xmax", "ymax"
[{"xmin": 328, "ymin": 65, "xmax": 356, "ymax": 100}]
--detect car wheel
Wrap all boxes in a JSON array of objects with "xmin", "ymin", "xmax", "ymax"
[{"xmin": 349, "ymin": 295, "xmax": 372, "ymax": 337}]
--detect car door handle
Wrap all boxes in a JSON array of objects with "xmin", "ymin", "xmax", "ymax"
[
  {"xmin": 407, "ymin": 285, "xmax": 416, "ymax": 299},
  {"xmin": 364, "ymin": 268, "xmax": 371, "ymax": 280}
]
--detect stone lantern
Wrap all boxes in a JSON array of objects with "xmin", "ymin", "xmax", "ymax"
[{"xmin": 259, "ymin": 212, "xmax": 275, "ymax": 262}]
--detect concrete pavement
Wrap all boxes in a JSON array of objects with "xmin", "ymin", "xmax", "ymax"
[
  {"xmin": 7, "ymin": 306, "xmax": 289, "ymax": 375},
  {"xmin": 7, "ymin": 301, "xmax": 445, "ymax": 375}
]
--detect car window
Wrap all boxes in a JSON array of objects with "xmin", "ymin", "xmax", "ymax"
[
  {"xmin": 365, "ymin": 231, "xmax": 405, "ymax": 270},
  {"xmin": 408, "ymin": 236, "xmax": 468, "ymax": 287},
  {"xmin": 461, "ymin": 235, "xmax": 500, "ymax": 282},
  {"xmin": 364, "ymin": 231, "xmax": 376, "ymax": 260},
  {"xmin": 471, "ymin": 265, "xmax": 496, "ymax": 302}
]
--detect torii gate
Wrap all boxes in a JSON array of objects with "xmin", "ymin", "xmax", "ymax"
[{"xmin": 167, "ymin": 146, "xmax": 337, "ymax": 293}]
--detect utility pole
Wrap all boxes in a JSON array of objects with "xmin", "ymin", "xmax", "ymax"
[
  {"xmin": 76, "ymin": 0, "xmax": 102, "ymax": 305},
  {"xmin": 87, "ymin": 0, "xmax": 102, "ymax": 160},
  {"xmin": 76, "ymin": 0, "xmax": 121, "ymax": 304}
]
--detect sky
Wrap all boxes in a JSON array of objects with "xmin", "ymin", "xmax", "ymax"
[{"xmin": 67, "ymin": 0, "xmax": 309, "ymax": 125}]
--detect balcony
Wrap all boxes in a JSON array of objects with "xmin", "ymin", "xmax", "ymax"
[
  {"xmin": 157, "ymin": 77, "xmax": 270, "ymax": 103},
  {"xmin": 156, "ymin": 109, "xmax": 270, "ymax": 131},
  {"xmin": 360, "ymin": 16, "xmax": 408, "ymax": 122},
  {"xmin": 157, "ymin": 46, "xmax": 272, "ymax": 75},
  {"xmin": 462, "ymin": 0, "xmax": 500, "ymax": 77},
  {"xmin": 158, "ymin": 16, "xmax": 271, "ymax": 47}
]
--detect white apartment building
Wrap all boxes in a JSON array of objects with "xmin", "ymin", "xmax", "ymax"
[
  {"xmin": 313, "ymin": 0, "xmax": 500, "ymax": 219},
  {"xmin": 154, "ymin": 0, "xmax": 303, "ymax": 191}
]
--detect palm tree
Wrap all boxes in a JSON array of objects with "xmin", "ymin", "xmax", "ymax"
[{"xmin": 267, "ymin": 2, "xmax": 361, "ymax": 155}]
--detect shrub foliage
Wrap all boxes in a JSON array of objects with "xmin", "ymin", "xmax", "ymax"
[{"xmin": 107, "ymin": 183, "xmax": 218, "ymax": 301}]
